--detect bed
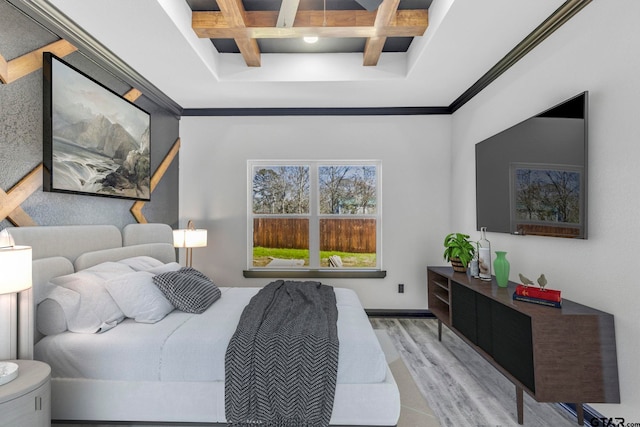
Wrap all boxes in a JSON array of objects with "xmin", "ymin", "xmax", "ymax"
[{"xmin": 10, "ymin": 223, "xmax": 400, "ymax": 426}]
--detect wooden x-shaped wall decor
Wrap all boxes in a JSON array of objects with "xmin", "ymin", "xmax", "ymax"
[
  {"xmin": 130, "ymin": 138, "xmax": 181, "ymax": 224},
  {"xmin": 1, "ymin": 38, "xmax": 75, "ymax": 226},
  {"xmin": 123, "ymin": 89, "xmax": 182, "ymax": 224},
  {"xmin": 0, "ymin": 39, "xmax": 76, "ymax": 84},
  {"xmin": 0, "ymin": 164, "xmax": 42, "ymax": 226}
]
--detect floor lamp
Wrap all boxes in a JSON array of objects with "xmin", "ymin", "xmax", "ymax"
[
  {"xmin": 0, "ymin": 230, "xmax": 32, "ymax": 385},
  {"xmin": 173, "ymin": 220, "xmax": 207, "ymax": 267}
]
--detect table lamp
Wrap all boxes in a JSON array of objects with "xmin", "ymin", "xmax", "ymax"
[
  {"xmin": 173, "ymin": 220, "xmax": 207, "ymax": 267},
  {"xmin": 0, "ymin": 229, "xmax": 32, "ymax": 386}
]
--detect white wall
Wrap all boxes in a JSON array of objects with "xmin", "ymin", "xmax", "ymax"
[
  {"xmin": 451, "ymin": 0, "xmax": 640, "ymax": 420},
  {"xmin": 179, "ymin": 114, "xmax": 451, "ymax": 309}
]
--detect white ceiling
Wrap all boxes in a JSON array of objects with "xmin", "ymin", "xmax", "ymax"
[{"xmin": 48, "ymin": 0, "xmax": 565, "ymax": 109}]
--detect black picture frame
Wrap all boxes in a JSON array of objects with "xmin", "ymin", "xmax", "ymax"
[{"xmin": 43, "ymin": 52, "xmax": 151, "ymax": 201}]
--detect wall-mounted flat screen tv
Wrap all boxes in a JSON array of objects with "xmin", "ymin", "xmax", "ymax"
[
  {"xmin": 475, "ymin": 92, "xmax": 588, "ymax": 239},
  {"xmin": 43, "ymin": 52, "xmax": 151, "ymax": 201}
]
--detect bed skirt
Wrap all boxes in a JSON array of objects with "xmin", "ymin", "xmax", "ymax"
[{"xmin": 50, "ymin": 366, "xmax": 400, "ymax": 426}]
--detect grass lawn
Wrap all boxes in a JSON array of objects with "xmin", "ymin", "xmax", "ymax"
[{"xmin": 253, "ymin": 247, "xmax": 376, "ymax": 268}]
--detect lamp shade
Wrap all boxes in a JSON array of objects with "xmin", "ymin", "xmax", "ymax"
[
  {"xmin": 173, "ymin": 229, "xmax": 207, "ymax": 248},
  {"xmin": 0, "ymin": 245, "xmax": 32, "ymax": 294}
]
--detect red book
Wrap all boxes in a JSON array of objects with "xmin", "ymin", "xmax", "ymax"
[
  {"xmin": 513, "ymin": 294, "xmax": 562, "ymax": 308},
  {"xmin": 515, "ymin": 284, "xmax": 562, "ymax": 303}
]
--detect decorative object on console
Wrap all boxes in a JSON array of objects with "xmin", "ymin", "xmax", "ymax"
[
  {"xmin": 469, "ymin": 252, "xmax": 479, "ymax": 278},
  {"xmin": 514, "ymin": 274, "xmax": 561, "ymax": 307},
  {"xmin": 173, "ymin": 220, "xmax": 208, "ymax": 267},
  {"xmin": 518, "ymin": 273, "xmax": 534, "ymax": 286},
  {"xmin": 0, "ymin": 229, "xmax": 32, "ymax": 385},
  {"xmin": 515, "ymin": 283, "xmax": 561, "ymax": 303},
  {"xmin": 512, "ymin": 293, "xmax": 562, "ymax": 308},
  {"xmin": 443, "ymin": 233, "xmax": 475, "ymax": 273},
  {"xmin": 477, "ymin": 227, "xmax": 491, "ymax": 281},
  {"xmin": 537, "ymin": 273, "xmax": 547, "ymax": 290},
  {"xmin": 493, "ymin": 251, "xmax": 510, "ymax": 287}
]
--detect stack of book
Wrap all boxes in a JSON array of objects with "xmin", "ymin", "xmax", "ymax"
[{"xmin": 512, "ymin": 285, "xmax": 562, "ymax": 308}]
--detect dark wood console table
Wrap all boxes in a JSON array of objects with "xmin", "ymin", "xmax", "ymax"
[{"xmin": 427, "ymin": 266, "xmax": 620, "ymax": 425}]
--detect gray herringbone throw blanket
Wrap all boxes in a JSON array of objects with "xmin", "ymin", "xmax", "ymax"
[{"xmin": 225, "ymin": 280, "xmax": 339, "ymax": 427}]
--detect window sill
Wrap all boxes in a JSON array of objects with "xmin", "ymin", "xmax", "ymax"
[{"xmin": 243, "ymin": 269, "xmax": 387, "ymax": 279}]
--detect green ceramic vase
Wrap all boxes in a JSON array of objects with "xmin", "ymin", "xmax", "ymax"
[{"xmin": 493, "ymin": 251, "xmax": 510, "ymax": 288}]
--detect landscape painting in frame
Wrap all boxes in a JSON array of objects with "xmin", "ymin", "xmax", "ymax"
[{"xmin": 43, "ymin": 52, "xmax": 151, "ymax": 201}]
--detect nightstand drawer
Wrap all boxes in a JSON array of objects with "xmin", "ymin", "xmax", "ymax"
[
  {"xmin": 0, "ymin": 360, "xmax": 51, "ymax": 427},
  {"xmin": 0, "ymin": 380, "xmax": 50, "ymax": 427}
]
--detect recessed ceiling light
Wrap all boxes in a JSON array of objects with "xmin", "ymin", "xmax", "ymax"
[{"xmin": 303, "ymin": 36, "xmax": 319, "ymax": 44}]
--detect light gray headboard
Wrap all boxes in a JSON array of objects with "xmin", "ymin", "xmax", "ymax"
[
  {"xmin": 9, "ymin": 223, "xmax": 175, "ymax": 263},
  {"xmin": 7, "ymin": 223, "xmax": 176, "ymax": 359},
  {"xmin": 9, "ymin": 225, "xmax": 123, "ymax": 262}
]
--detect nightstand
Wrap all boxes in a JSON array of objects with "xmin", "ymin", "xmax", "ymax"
[{"xmin": 0, "ymin": 360, "xmax": 51, "ymax": 427}]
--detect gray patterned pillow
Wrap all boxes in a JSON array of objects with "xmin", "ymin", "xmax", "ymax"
[
  {"xmin": 153, "ymin": 269, "xmax": 221, "ymax": 314},
  {"xmin": 178, "ymin": 266, "xmax": 210, "ymax": 280}
]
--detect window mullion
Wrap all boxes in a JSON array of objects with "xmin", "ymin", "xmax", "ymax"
[{"xmin": 308, "ymin": 164, "xmax": 320, "ymax": 268}]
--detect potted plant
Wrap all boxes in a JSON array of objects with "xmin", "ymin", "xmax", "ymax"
[{"xmin": 443, "ymin": 233, "xmax": 475, "ymax": 273}]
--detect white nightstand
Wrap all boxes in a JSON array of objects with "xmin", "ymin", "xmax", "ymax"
[{"xmin": 0, "ymin": 360, "xmax": 51, "ymax": 427}]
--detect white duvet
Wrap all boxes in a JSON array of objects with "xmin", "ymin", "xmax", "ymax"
[{"xmin": 35, "ymin": 287, "xmax": 388, "ymax": 385}]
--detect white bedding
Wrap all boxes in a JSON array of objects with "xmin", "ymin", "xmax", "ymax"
[
  {"xmin": 14, "ymin": 224, "xmax": 400, "ymax": 425},
  {"xmin": 35, "ymin": 287, "xmax": 388, "ymax": 385}
]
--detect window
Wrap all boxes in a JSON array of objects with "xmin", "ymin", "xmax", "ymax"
[{"xmin": 248, "ymin": 160, "xmax": 381, "ymax": 270}]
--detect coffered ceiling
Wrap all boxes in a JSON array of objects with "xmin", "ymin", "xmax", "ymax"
[
  {"xmin": 187, "ymin": 0, "xmax": 431, "ymax": 66},
  {"xmin": 25, "ymin": 0, "xmax": 582, "ymax": 110}
]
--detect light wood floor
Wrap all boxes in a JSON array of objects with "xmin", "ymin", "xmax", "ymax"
[{"xmin": 370, "ymin": 317, "xmax": 578, "ymax": 427}]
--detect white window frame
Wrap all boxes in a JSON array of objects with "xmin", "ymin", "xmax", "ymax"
[{"xmin": 247, "ymin": 160, "xmax": 382, "ymax": 271}]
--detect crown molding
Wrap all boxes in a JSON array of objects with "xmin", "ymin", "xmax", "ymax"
[
  {"xmin": 182, "ymin": 106, "xmax": 451, "ymax": 116},
  {"xmin": 449, "ymin": 0, "xmax": 592, "ymax": 113},
  {"xmin": 7, "ymin": 0, "xmax": 183, "ymax": 118}
]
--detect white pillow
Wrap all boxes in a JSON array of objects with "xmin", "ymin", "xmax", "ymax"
[
  {"xmin": 117, "ymin": 256, "xmax": 165, "ymax": 271},
  {"xmin": 105, "ymin": 271, "xmax": 175, "ymax": 323},
  {"xmin": 145, "ymin": 262, "xmax": 182, "ymax": 275},
  {"xmin": 82, "ymin": 261, "xmax": 136, "ymax": 279},
  {"xmin": 36, "ymin": 281, "xmax": 79, "ymax": 335},
  {"xmin": 50, "ymin": 270, "xmax": 125, "ymax": 333},
  {"xmin": 37, "ymin": 299, "xmax": 68, "ymax": 336}
]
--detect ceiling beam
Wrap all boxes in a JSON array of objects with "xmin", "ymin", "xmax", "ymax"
[
  {"xmin": 277, "ymin": 0, "xmax": 300, "ymax": 28},
  {"xmin": 363, "ymin": 0, "xmax": 400, "ymax": 66},
  {"xmin": 192, "ymin": 10, "xmax": 427, "ymax": 38},
  {"xmin": 215, "ymin": 0, "xmax": 261, "ymax": 66}
]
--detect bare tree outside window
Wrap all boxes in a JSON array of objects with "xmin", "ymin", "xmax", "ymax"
[
  {"xmin": 253, "ymin": 166, "xmax": 309, "ymax": 214},
  {"xmin": 319, "ymin": 165, "xmax": 377, "ymax": 215}
]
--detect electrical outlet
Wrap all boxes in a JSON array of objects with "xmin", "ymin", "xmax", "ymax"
[{"xmin": 398, "ymin": 283, "xmax": 404, "ymax": 293}]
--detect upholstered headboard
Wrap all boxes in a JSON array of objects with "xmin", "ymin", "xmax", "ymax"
[{"xmin": 8, "ymin": 223, "xmax": 176, "ymax": 359}]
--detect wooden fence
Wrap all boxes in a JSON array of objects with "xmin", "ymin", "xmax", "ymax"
[{"xmin": 253, "ymin": 218, "xmax": 376, "ymax": 253}]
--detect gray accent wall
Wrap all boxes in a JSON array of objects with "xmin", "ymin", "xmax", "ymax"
[{"xmin": 0, "ymin": 1, "xmax": 179, "ymax": 230}]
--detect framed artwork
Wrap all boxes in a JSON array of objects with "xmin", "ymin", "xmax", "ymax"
[{"xmin": 43, "ymin": 52, "xmax": 151, "ymax": 201}]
